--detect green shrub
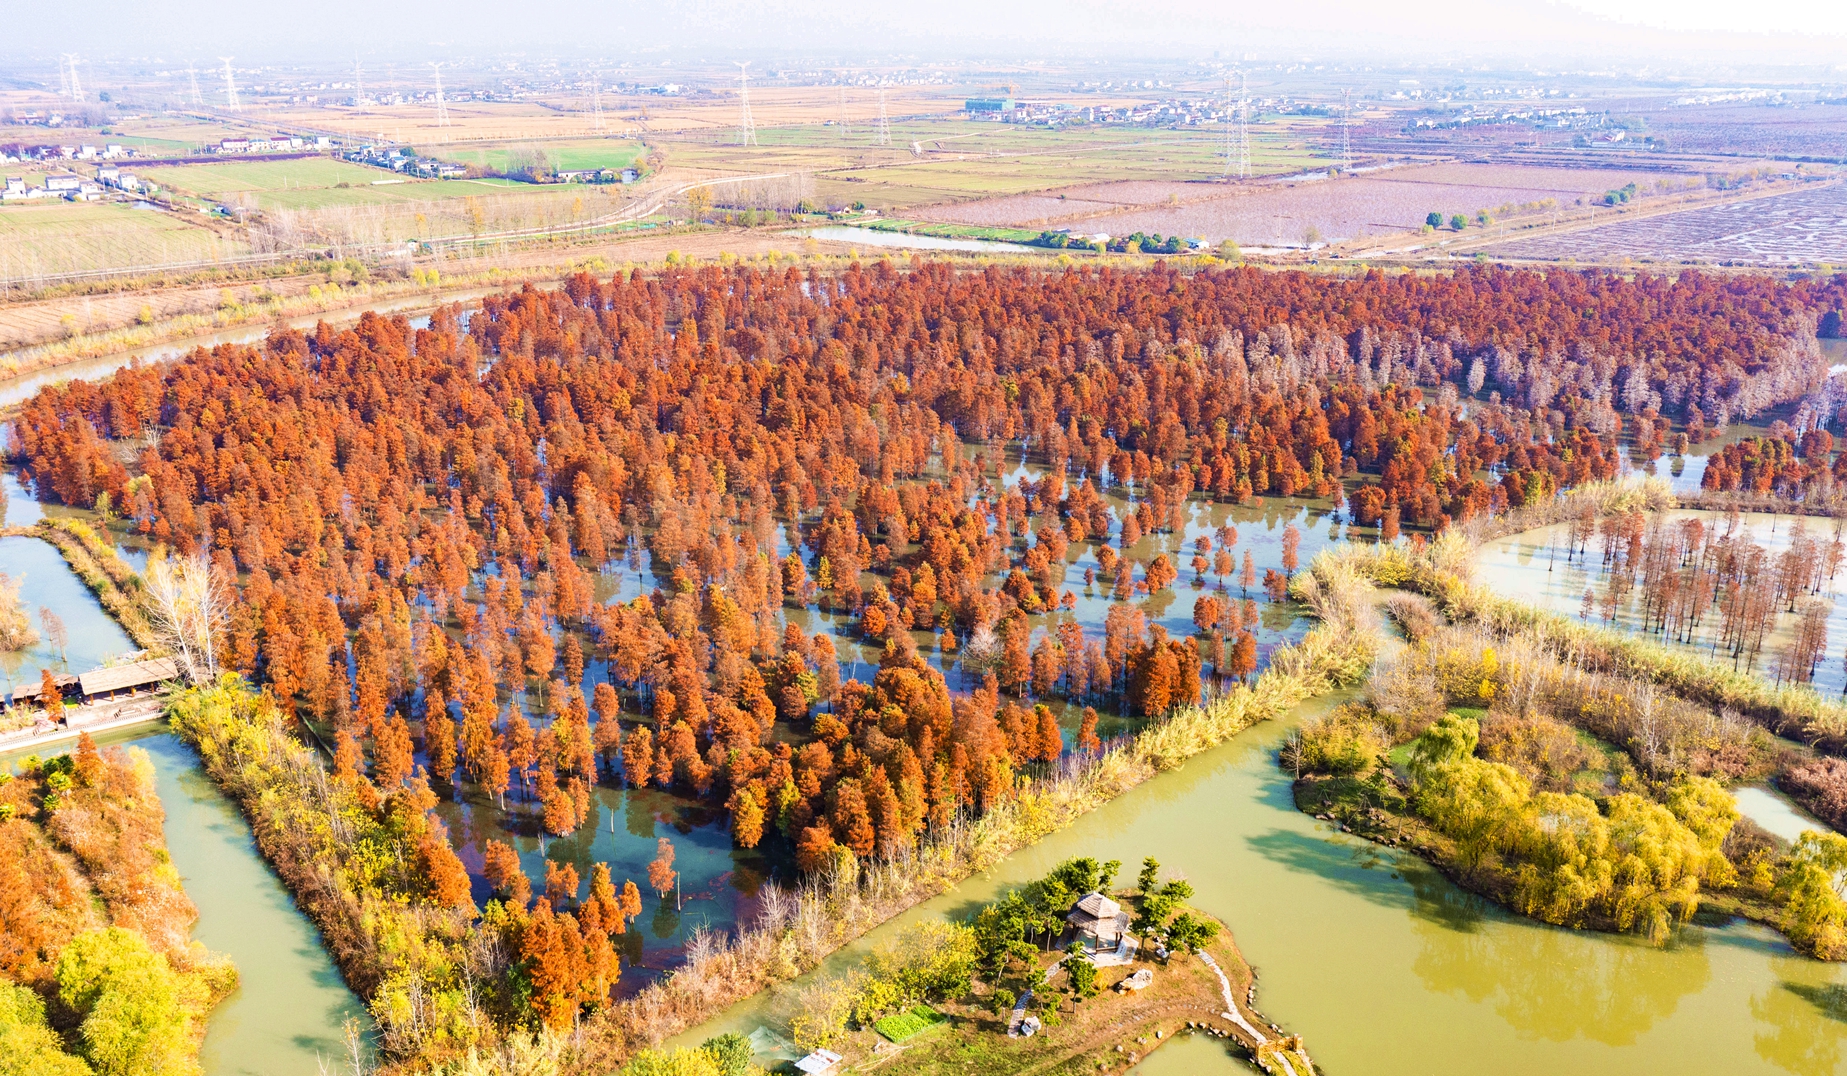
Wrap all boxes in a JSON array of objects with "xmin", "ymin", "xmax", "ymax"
[
  {"xmin": 0, "ymin": 980, "xmax": 93, "ymax": 1076},
  {"xmin": 55, "ymin": 928, "xmax": 195, "ymax": 1076}
]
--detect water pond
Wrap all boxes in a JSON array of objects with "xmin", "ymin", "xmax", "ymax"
[{"xmin": 1473, "ymin": 508, "xmax": 1847, "ymax": 695}]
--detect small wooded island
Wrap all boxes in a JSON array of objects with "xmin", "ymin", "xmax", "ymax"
[
  {"xmin": 623, "ymin": 857, "xmax": 1314, "ymax": 1076},
  {"xmin": 1285, "ymin": 528, "xmax": 1847, "ymax": 961}
]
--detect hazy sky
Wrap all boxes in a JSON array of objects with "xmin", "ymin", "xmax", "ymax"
[{"xmin": 9, "ymin": 0, "xmax": 1847, "ymax": 66}]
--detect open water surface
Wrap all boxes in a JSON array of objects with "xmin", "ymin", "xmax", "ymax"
[{"xmin": 675, "ymin": 691, "xmax": 1847, "ymax": 1076}]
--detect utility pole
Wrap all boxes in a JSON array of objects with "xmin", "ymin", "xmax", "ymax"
[
  {"xmin": 431, "ymin": 62, "xmax": 450, "ymax": 127},
  {"xmin": 220, "ymin": 57, "xmax": 240, "ymax": 111},
  {"xmin": 736, "ymin": 61, "xmax": 757, "ymax": 146}
]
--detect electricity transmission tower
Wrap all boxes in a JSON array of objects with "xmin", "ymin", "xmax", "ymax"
[
  {"xmin": 430, "ymin": 63, "xmax": 450, "ymax": 127},
  {"xmin": 62, "ymin": 54, "xmax": 82, "ymax": 100},
  {"xmin": 1222, "ymin": 72, "xmax": 1250, "ymax": 179},
  {"xmin": 875, "ymin": 82, "xmax": 891, "ymax": 146},
  {"xmin": 57, "ymin": 56, "xmax": 70, "ymax": 98},
  {"xmin": 838, "ymin": 83, "xmax": 849, "ymax": 138},
  {"xmin": 220, "ymin": 57, "xmax": 240, "ymax": 111},
  {"xmin": 354, "ymin": 59, "xmax": 366, "ymax": 113},
  {"xmin": 591, "ymin": 71, "xmax": 605, "ymax": 131},
  {"xmin": 186, "ymin": 63, "xmax": 203, "ymax": 107},
  {"xmin": 1234, "ymin": 71, "xmax": 1251, "ymax": 178},
  {"xmin": 1339, "ymin": 88, "xmax": 1353, "ymax": 171},
  {"xmin": 1220, "ymin": 75, "xmax": 1234, "ymax": 178},
  {"xmin": 735, "ymin": 62, "xmax": 757, "ymax": 146}
]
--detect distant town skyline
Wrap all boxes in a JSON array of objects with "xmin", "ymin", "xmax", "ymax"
[{"xmin": 5, "ymin": 0, "xmax": 1846, "ymax": 66}]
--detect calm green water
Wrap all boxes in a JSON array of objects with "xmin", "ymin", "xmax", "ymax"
[
  {"xmin": 0, "ymin": 521, "xmax": 365, "ymax": 1075},
  {"xmin": 676, "ymin": 692, "xmax": 1847, "ymax": 1076},
  {"xmin": 140, "ymin": 731, "xmax": 370, "ymax": 1074},
  {"xmin": 0, "ymin": 725, "xmax": 369, "ymax": 1076}
]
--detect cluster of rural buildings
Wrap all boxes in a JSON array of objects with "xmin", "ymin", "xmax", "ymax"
[
  {"xmin": 3, "ymin": 162, "xmax": 156, "ymax": 201},
  {"xmin": 212, "ymin": 134, "xmax": 332, "ymax": 154},
  {"xmin": 0, "ymin": 141, "xmax": 136, "ymax": 164},
  {"xmin": 343, "ymin": 143, "xmax": 468, "ymax": 179}
]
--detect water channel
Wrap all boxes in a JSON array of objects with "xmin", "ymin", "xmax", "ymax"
[
  {"xmin": 0, "ymin": 529, "xmax": 366, "ymax": 1076},
  {"xmin": 0, "ymin": 285, "xmax": 499, "ymax": 410},
  {"xmin": 676, "ymin": 687, "xmax": 1847, "ymax": 1076},
  {"xmin": 797, "ymin": 226, "xmax": 1040, "ymax": 254}
]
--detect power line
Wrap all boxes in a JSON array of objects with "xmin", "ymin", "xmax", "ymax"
[
  {"xmin": 1232, "ymin": 72, "xmax": 1251, "ymax": 179},
  {"xmin": 736, "ymin": 62, "xmax": 756, "ymax": 146},
  {"xmin": 1220, "ymin": 74, "xmax": 1234, "ymax": 179}
]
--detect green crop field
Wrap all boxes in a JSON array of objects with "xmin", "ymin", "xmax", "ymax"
[
  {"xmin": 439, "ymin": 139, "xmax": 645, "ymax": 175},
  {"xmin": 132, "ymin": 158, "xmax": 596, "ymax": 212},
  {"xmin": 0, "ymin": 201, "xmax": 240, "ymax": 277},
  {"xmin": 874, "ymin": 1005, "xmax": 948, "ymax": 1043},
  {"xmin": 135, "ymin": 158, "xmax": 387, "ymax": 197}
]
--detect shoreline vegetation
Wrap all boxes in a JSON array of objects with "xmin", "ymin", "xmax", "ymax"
[
  {"xmin": 162, "ymin": 595, "xmax": 1372, "ymax": 1075},
  {"xmin": 622, "ymin": 857, "xmax": 1314, "ymax": 1076},
  {"xmin": 8, "ymin": 518, "xmax": 161, "ymax": 651},
  {"xmin": 1284, "ymin": 480, "xmax": 1847, "ymax": 960},
  {"xmin": 5, "ymin": 257, "xmax": 1844, "ymax": 1076},
  {"xmin": 0, "ymin": 732, "xmax": 237, "ymax": 1076}
]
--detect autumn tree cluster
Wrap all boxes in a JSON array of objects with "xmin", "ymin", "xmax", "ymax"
[
  {"xmin": 0, "ymin": 735, "xmax": 237, "ymax": 1076},
  {"xmin": 8, "ymin": 261, "xmax": 1835, "ymax": 894}
]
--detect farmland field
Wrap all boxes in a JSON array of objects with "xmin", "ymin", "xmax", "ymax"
[
  {"xmin": 674, "ymin": 121, "xmax": 1325, "ymax": 212},
  {"xmin": 135, "ymin": 158, "xmax": 389, "ymax": 197},
  {"xmin": 914, "ymin": 162, "xmax": 1686, "ymax": 243},
  {"xmin": 1482, "ymin": 181, "xmax": 1847, "ymax": 265},
  {"xmin": 0, "ymin": 201, "xmax": 240, "ymax": 279},
  {"xmin": 438, "ymin": 139, "xmax": 645, "ymax": 174}
]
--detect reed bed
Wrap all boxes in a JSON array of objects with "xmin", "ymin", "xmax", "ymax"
[{"xmin": 1331, "ymin": 512, "xmax": 1847, "ymax": 753}]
